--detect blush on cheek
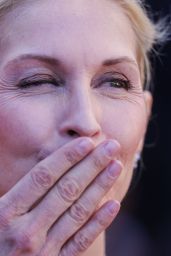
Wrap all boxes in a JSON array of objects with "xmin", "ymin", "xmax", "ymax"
[{"xmin": 0, "ymin": 107, "xmax": 53, "ymax": 157}]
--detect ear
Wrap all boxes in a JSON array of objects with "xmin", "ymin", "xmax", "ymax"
[{"xmin": 137, "ymin": 90, "xmax": 153, "ymax": 153}]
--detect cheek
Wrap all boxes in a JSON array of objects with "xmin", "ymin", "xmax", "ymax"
[
  {"xmin": 0, "ymin": 97, "xmax": 57, "ymax": 195},
  {"xmin": 102, "ymin": 101, "xmax": 147, "ymax": 163},
  {"xmin": 0, "ymin": 99, "xmax": 55, "ymax": 156},
  {"xmin": 100, "ymin": 100, "xmax": 147, "ymax": 201}
]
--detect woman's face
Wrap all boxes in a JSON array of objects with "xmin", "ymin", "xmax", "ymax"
[{"xmin": 0, "ymin": 0, "xmax": 151, "ymax": 201}]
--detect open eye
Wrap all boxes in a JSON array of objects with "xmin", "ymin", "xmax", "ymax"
[
  {"xmin": 105, "ymin": 78, "xmax": 131, "ymax": 90},
  {"xmin": 97, "ymin": 72, "xmax": 133, "ymax": 91}
]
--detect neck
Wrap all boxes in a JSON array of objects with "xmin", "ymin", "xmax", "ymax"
[{"xmin": 82, "ymin": 232, "xmax": 105, "ymax": 256}]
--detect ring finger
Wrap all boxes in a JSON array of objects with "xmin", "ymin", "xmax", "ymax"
[
  {"xmin": 29, "ymin": 140, "xmax": 120, "ymax": 231},
  {"xmin": 38, "ymin": 160, "xmax": 122, "ymax": 255}
]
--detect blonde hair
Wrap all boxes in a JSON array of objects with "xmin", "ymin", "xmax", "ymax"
[
  {"xmin": 116, "ymin": 0, "xmax": 168, "ymax": 88},
  {"xmin": 0, "ymin": 0, "xmax": 168, "ymax": 88}
]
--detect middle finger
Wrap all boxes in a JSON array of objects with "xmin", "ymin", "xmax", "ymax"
[{"xmin": 29, "ymin": 140, "xmax": 120, "ymax": 230}]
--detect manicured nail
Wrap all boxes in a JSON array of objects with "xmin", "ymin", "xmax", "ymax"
[
  {"xmin": 107, "ymin": 200, "xmax": 120, "ymax": 215},
  {"xmin": 107, "ymin": 160, "xmax": 122, "ymax": 179},
  {"xmin": 103, "ymin": 140, "xmax": 120, "ymax": 158},
  {"xmin": 77, "ymin": 138, "xmax": 94, "ymax": 155}
]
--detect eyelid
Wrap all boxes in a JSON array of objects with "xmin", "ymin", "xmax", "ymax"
[
  {"xmin": 17, "ymin": 73, "xmax": 63, "ymax": 87},
  {"xmin": 19, "ymin": 73, "xmax": 56, "ymax": 81},
  {"xmin": 102, "ymin": 71, "xmax": 129, "ymax": 79},
  {"xmin": 93, "ymin": 71, "xmax": 131, "ymax": 86}
]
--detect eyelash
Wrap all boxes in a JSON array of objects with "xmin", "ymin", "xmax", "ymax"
[
  {"xmin": 101, "ymin": 78, "xmax": 132, "ymax": 90},
  {"xmin": 17, "ymin": 76, "xmax": 62, "ymax": 89},
  {"xmin": 98, "ymin": 73, "xmax": 133, "ymax": 91},
  {"xmin": 17, "ymin": 73, "xmax": 132, "ymax": 91}
]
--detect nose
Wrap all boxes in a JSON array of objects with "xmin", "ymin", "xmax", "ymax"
[{"xmin": 59, "ymin": 89, "xmax": 101, "ymax": 139}]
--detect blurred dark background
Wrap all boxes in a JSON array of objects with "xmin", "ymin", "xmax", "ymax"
[{"xmin": 106, "ymin": 1, "xmax": 171, "ymax": 255}]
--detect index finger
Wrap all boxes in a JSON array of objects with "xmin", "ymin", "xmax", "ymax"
[{"xmin": 1, "ymin": 137, "xmax": 95, "ymax": 215}]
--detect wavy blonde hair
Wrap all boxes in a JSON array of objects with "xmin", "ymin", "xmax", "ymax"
[{"xmin": 0, "ymin": 0, "xmax": 167, "ymax": 88}]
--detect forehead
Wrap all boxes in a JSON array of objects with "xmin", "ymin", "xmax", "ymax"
[{"xmin": 0, "ymin": 0, "xmax": 137, "ymax": 67}]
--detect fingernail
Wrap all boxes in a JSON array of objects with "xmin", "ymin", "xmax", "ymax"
[
  {"xmin": 107, "ymin": 160, "xmax": 122, "ymax": 179},
  {"xmin": 77, "ymin": 138, "xmax": 94, "ymax": 155},
  {"xmin": 107, "ymin": 201, "xmax": 120, "ymax": 215},
  {"xmin": 103, "ymin": 140, "xmax": 120, "ymax": 158}
]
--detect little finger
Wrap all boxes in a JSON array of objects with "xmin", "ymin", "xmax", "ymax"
[
  {"xmin": 38, "ymin": 160, "xmax": 122, "ymax": 255},
  {"xmin": 29, "ymin": 140, "xmax": 120, "ymax": 231},
  {"xmin": 59, "ymin": 200, "xmax": 120, "ymax": 256}
]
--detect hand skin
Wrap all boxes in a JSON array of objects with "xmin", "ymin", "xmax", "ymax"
[{"xmin": 0, "ymin": 137, "xmax": 122, "ymax": 256}]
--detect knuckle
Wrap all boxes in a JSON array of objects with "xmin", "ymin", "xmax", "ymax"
[
  {"xmin": 64, "ymin": 149, "xmax": 81, "ymax": 165},
  {"xmin": 57, "ymin": 177, "xmax": 81, "ymax": 203},
  {"xmin": 74, "ymin": 232, "xmax": 91, "ymax": 252},
  {"xmin": 70, "ymin": 202, "xmax": 90, "ymax": 223},
  {"xmin": 31, "ymin": 164, "xmax": 54, "ymax": 190}
]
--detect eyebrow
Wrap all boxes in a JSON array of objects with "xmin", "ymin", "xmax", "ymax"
[
  {"xmin": 5, "ymin": 54, "xmax": 60, "ymax": 67},
  {"xmin": 102, "ymin": 56, "xmax": 138, "ymax": 68},
  {"xmin": 5, "ymin": 54, "xmax": 138, "ymax": 69}
]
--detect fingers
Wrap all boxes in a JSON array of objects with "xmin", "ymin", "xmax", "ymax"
[
  {"xmin": 37, "ymin": 160, "xmax": 122, "ymax": 255},
  {"xmin": 59, "ymin": 200, "xmax": 120, "ymax": 256},
  {"xmin": 0, "ymin": 138, "xmax": 121, "ymax": 256},
  {"xmin": 29, "ymin": 140, "xmax": 120, "ymax": 230},
  {"xmin": 1, "ymin": 137, "xmax": 95, "ymax": 216}
]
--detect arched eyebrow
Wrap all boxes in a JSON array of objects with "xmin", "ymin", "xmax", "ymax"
[
  {"xmin": 102, "ymin": 56, "xmax": 138, "ymax": 68},
  {"xmin": 4, "ymin": 54, "xmax": 61, "ymax": 68}
]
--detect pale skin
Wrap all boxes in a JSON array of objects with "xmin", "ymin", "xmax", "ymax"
[{"xmin": 0, "ymin": 0, "xmax": 152, "ymax": 255}]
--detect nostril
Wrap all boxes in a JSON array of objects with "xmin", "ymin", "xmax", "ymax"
[{"xmin": 67, "ymin": 130, "xmax": 79, "ymax": 137}]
